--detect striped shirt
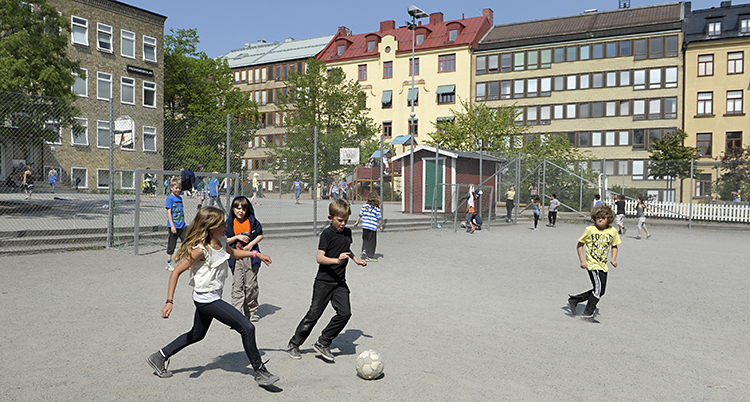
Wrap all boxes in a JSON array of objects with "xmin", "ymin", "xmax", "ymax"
[{"xmin": 358, "ymin": 204, "xmax": 382, "ymax": 231}]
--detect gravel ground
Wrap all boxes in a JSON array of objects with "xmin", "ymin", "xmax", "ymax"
[{"xmin": 1, "ymin": 220, "xmax": 748, "ymax": 401}]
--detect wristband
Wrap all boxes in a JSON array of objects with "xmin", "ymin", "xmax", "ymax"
[
  {"xmin": 252, "ymin": 250, "xmax": 258, "ymax": 258},
  {"xmin": 166, "ymin": 299, "xmax": 173, "ymax": 304}
]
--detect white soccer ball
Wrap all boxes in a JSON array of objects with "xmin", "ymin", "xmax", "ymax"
[{"xmin": 355, "ymin": 349, "xmax": 384, "ymax": 380}]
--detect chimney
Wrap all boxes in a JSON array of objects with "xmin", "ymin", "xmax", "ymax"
[
  {"xmin": 721, "ymin": 1, "xmax": 732, "ymax": 7},
  {"xmin": 337, "ymin": 26, "xmax": 351, "ymax": 36},
  {"xmin": 429, "ymin": 12, "xmax": 444, "ymax": 25},
  {"xmin": 285, "ymin": 37, "xmax": 294, "ymax": 42},
  {"xmin": 483, "ymin": 8, "xmax": 494, "ymax": 25},
  {"xmin": 380, "ymin": 20, "xmax": 395, "ymax": 32}
]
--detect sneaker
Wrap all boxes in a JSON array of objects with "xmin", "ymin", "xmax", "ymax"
[
  {"xmin": 361, "ymin": 252, "xmax": 367, "ymax": 261},
  {"xmin": 314, "ymin": 342, "xmax": 335, "ymax": 362},
  {"xmin": 147, "ymin": 351, "xmax": 172, "ymax": 378},
  {"xmin": 287, "ymin": 343, "xmax": 301, "ymax": 360},
  {"xmin": 165, "ymin": 262, "xmax": 174, "ymax": 271},
  {"xmin": 622, "ymin": 227, "xmax": 627, "ymax": 235},
  {"xmin": 635, "ymin": 235, "xmax": 641, "ymax": 239},
  {"xmin": 580, "ymin": 314, "xmax": 596, "ymax": 322},
  {"xmin": 254, "ymin": 361, "xmax": 279, "ymax": 386},
  {"xmin": 568, "ymin": 298, "xmax": 578, "ymax": 316},
  {"xmin": 470, "ymin": 227, "xmax": 475, "ymax": 234},
  {"xmin": 646, "ymin": 234, "xmax": 651, "ymax": 239},
  {"xmin": 533, "ymin": 228, "xmax": 538, "ymax": 231},
  {"xmin": 249, "ymin": 314, "xmax": 260, "ymax": 322},
  {"xmin": 369, "ymin": 257, "xmax": 378, "ymax": 262}
]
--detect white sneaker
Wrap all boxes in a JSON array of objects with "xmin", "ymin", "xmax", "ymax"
[{"xmin": 165, "ymin": 262, "xmax": 174, "ymax": 271}]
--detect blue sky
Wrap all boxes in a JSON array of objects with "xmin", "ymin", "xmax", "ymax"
[{"xmin": 123, "ymin": 0, "xmax": 739, "ymax": 58}]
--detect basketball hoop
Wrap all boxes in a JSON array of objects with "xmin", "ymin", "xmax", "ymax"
[{"xmin": 113, "ymin": 116, "xmax": 134, "ymax": 147}]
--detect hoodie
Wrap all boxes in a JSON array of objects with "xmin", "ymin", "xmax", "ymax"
[{"xmin": 225, "ymin": 195, "xmax": 263, "ymax": 273}]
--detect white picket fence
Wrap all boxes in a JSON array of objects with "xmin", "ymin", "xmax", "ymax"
[{"xmin": 615, "ymin": 200, "xmax": 750, "ymax": 223}]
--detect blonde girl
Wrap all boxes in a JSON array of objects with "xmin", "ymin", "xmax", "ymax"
[{"xmin": 147, "ymin": 206, "xmax": 279, "ymax": 387}]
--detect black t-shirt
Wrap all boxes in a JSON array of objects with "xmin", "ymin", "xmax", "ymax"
[
  {"xmin": 615, "ymin": 200, "xmax": 626, "ymax": 215},
  {"xmin": 316, "ymin": 224, "xmax": 353, "ymax": 283}
]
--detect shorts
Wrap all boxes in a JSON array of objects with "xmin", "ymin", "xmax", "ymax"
[
  {"xmin": 615, "ymin": 214, "xmax": 624, "ymax": 226},
  {"xmin": 637, "ymin": 217, "xmax": 646, "ymax": 229}
]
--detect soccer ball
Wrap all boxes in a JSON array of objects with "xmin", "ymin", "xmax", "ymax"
[{"xmin": 355, "ymin": 349, "xmax": 384, "ymax": 380}]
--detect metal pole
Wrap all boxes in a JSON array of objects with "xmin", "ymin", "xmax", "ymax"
[
  {"xmin": 433, "ymin": 143, "xmax": 439, "ymax": 225},
  {"xmin": 514, "ymin": 153, "xmax": 520, "ymax": 223},
  {"xmin": 579, "ymin": 163, "xmax": 584, "ymax": 211},
  {"xmin": 225, "ymin": 113, "xmax": 231, "ymax": 207},
  {"xmin": 313, "ymin": 126, "xmax": 318, "ymax": 235},
  {"xmin": 409, "ymin": 13, "xmax": 416, "ymax": 215},
  {"xmin": 380, "ymin": 133, "xmax": 384, "ymax": 217},
  {"xmin": 542, "ymin": 159, "xmax": 547, "ymax": 220},
  {"xmin": 478, "ymin": 140, "xmax": 483, "ymax": 221},
  {"xmin": 689, "ymin": 158, "xmax": 694, "ymax": 229},
  {"xmin": 107, "ymin": 98, "xmax": 114, "ymax": 248}
]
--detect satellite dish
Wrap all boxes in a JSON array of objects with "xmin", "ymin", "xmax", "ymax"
[{"xmin": 114, "ymin": 116, "xmax": 134, "ymax": 147}]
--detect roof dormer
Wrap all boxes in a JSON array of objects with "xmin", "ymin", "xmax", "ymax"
[
  {"xmin": 445, "ymin": 21, "xmax": 465, "ymax": 42},
  {"xmin": 365, "ymin": 33, "xmax": 381, "ymax": 52}
]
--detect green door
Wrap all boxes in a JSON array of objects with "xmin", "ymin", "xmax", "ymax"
[{"xmin": 424, "ymin": 158, "xmax": 445, "ymax": 211}]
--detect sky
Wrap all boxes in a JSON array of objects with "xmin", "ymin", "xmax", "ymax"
[{"xmin": 121, "ymin": 0, "xmax": 742, "ymax": 58}]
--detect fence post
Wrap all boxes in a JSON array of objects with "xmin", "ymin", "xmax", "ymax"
[
  {"xmin": 313, "ymin": 126, "xmax": 318, "ymax": 235},
  {"xmin": 689, "ymin": 158, "xmax": 694, "ymax": 229},
  {"xmin": 541, "ymin": 159, "xmax": 547, "ymax": 219},
  {"xmin": 107, "ymin": 98, "xmax": 114, "ymax": 248},
  {"xmin": 225, "ymin": 113, "xmax": 231, "ymax": 208},
  {"xmin": 433, "ymin": 143, "xmax": 439, "ymax": 226}
]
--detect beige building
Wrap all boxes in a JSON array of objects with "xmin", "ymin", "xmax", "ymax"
[
  {"xmin": 475, "ymin": 3, "xmax": 685, "ymax": 202},
  {"xmin": 683, "ymin": 0, "xmax": 750, "ymax": 202},
  {"xmin": 45, "ymin": 0, "xmax": 166, "ymax": 190}
]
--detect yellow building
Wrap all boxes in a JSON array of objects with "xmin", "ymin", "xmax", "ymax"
[
  {"xmin": 475, "ymin": 3, "xmax": 685, "ymax": 202},
  {"xmin": 683, "ymin": 0, "xmax": 750, "ymax": 202},
  {"xmin": 317, "ymin": 10, "xmax": 493, "ymax": 155}
]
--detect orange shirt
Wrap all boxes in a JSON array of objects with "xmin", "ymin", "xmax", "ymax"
[{"xmin": 234, "ymin": 218, "xmax": 251, "ymax": 259}]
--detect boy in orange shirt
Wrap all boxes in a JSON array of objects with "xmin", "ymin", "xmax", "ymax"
[{"xmin": 225, "ymin": 196, "xmax": 264, "ymax": 322}]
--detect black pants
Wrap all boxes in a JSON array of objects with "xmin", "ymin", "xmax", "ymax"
[
  {"xmin": 361, "ymin": 229, "xmax": 377, "ymax": 258},
  {"xmin": 569, "ymin": 270, "xmax": 607, "ymax": 316},
  {"xmin": 506, "ymin": 199, "xmax": 514, "ymax": 221},
  {"xmin": 548, "ymin": 211, "xmax": 557, "ymax": 225},
  {"xmin": 533, "ymin": 213, "xmax": 540, "ymax": 228},
  {"xmin": 167, "ymin": 227, "xmax": 186, "ymax": 255},
  {"xmin": 290, "ymin": 280, "xmax": 351, "ymax": 348}
]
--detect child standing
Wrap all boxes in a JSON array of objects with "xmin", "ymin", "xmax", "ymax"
[
  {"xmin": 47, "ymin": 167, "xmax": 57, "ymax": 194},
  {"xmin": 250, "ymin": 173, "xmax": 260, "ymax": 205},
  {"xmin": 531, "ymin": 196, "xmax": 541, "ymax": 230},
  {"xmin": 293, "ymin": 178, "xmax": 302, "ymax": 204},
  {"xmin": 353, "ymin": 195, "xmax": 383, "ymax": 261},
  {"xmin": 635, "ymin": 196, "xmax": 656, "ymax": 239},
  {"xmin": 165, "ymin": 178, "xmax": 186, "ymax": 271},
  {"xmin": 613, "ymin": 194, "xmax": 627, "ymax": 235},
  {"xmin": 146, "ymin": 207, "xmax": 279, "ymax": 386},
  {"xmin": 208, "ymin": 174, "xmax": 225, "ymax": 211},
  {"xmin": 547, "ymin": 194, "xmax": 560, "ymax": 227},
  {"xmin": 226, "ymin": 196, "xmax": 264, "ymax": 322},
  {"xmin": 568, "ymin": 205, "xmax": 621, "ymax": 321},
  {"xmin": 287, "ymin": 199, "xmax": 367, "ymax": 362}
]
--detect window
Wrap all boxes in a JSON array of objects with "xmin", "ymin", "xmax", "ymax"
[
  {"xmin": 633, "ymin": 100, "xmax": 645, "ymax": 120},
  {"xmin": 554, "ymin": 47, "xmax": 564, "ymax": 63},
  {"xmin": 382, "ymin": 121, "xmax": 392, "ymax": 138},
  {"xmin": 449, "ymin": 29, "xmax": 457, "ymax": 41},
  {"xmin": 620, "ymin": 40, "xmax": 631, "ymax": 56},
  {"xmin": 409, "ymin": 58, "xmax": 419, "ymax": 76},
  {"xmin": 368, "ymin": 40, "xmax": 375, "ymax": 52},
  {"xmin": 540, "ymin": 77, "xmax": 551, "ymax": 96},
  {"xmin": 501, "ymin": 81, "xmax": 512, "ymax": 99},
  {"xmin": 567, "ymin": 46, "xmax": 577, "ymax": 62},
  {"xmin": 742, "ymin": 18, "xmax": 750, "ymax": 33},
  {"xmin": 592, "ymin": 73, "xmax": 603, "ymax": 88},
  {"xmin": 696, "ymin": 173, "xmax": 712, "ymax": 197},
  {"xmin": 554, "ymin": 76, "xmax": 564, "ymax": 91},
  {"xmin": 593, "ymin": 43, "xmax": 604, "ymax": 59},
  {"xmin": 72, "ymin": 118, "xmax": 88, "ymax": 145},
  {"xmin": 143, "ymin": 81, "xmax": 156, "ymax": 108},
  {"xmin": 606, "ymin": 72, "xmax": 617, "ymax": 87},
  {"xmin": 383, "ymin": 61, "xmax": 393, "ymax": 78},
  {"xmin": 514, "ymin": 80, "xmax": 524, "ymax": 98},
  {"xmin": 437, "ymin": 85, "xmax": 455, "ymax": 104},
  {"xmin": 97, "ymin": 169, "xmax": 110, "ymax": 189},
  {"xmin": 665, "ymin": 67, "xmax": 677, "ymax": 88},
  {"xmin": 95, "ymin": 120, "xmax": 111, "ymax": 149},
  {"xmin": 540, "ymin": 49, "xmax": 552, "ymax": 68},
  {"xmin": 566, "ymin": 104, "xmax": 576, "ymax": 119},
  {"xmin": 580, "ymin": 103, "xmax": 590, "ymax": 118},
  {"xmin": 708, "ymin": 21, "xmax": 722, "ymax": 36},
  {"xmin": 121, "ymin": 77, "xmax": 135, "ymax": 105},
  {"xmin": 580, "ymin": 45, "xmax": 590, "ymax": 60},
  {"xmin": 649, "ymin": 68, "xmax": 662, "ymax": 89},
  {"xmin": 620, "ymin": 70, "xmax": 630, "ymax": 86},
  {"xmin": 409, "ymin": 118, "xmax": 418, "ymax": 137},
  {"xmin": 606, "ymin": 101, "xmax": 617, "ymax": 117},
  {"xmin": 416, "ymin": 33, "xmax": 424, "ymax": 46},
  {"xmin": 620, "ymin": 100, "xmax": 630, "ymax": 116},
  {"xmin": 579, "ymin": 74, "xmax": 589, "ymax": 89},
  {"xmin": 358, "ymin": 64, "xmax": 367, "ymax": 81},
  {"xmin": 649, "ymin": 129, "xmax": 662, "ymax": 149},
  {"xmin": 501, "ymin": 54, "xmax": 512, "ymax": 72},
  {"xmin": 619, "ymin": 130, "xmax": 630, "ymax": 146},
  {"xmin": 728, "ymin": 52, "xmax": 744, "ymax": 74},
  {"xmin": 540, "ymin": 106, "xmax": 551, "ymax": 123},
  {"xmin": 633, "ymin": 130, "xmax": 645, "ymax": 150},
  {"xmin": 649, "ymin": 37, "xmax": 663, "ymax": 58},
  {"xmin": 527, "ymin": 78, "xmax": 538, "ymax": 97},
  {"xmin": 697, "ymin": 133, "xmax": 712, "ymax": 157},
  {"xmin": 514, "ymin": 52, "xmax": 525, "ymax": 71},
  {"xmin": 97, "ymin": 72, "xmax": 112, "ymax": 100},
  {"xmin": 666, "ymin": 36, "xmax": 678, "ymax": 57},
  {"xmin": 567, "ymin": 75, "xmax": 577, "ymax": 90},
  {"xmin": 605, "ymin": 131, "xmax": 616, "ymax": 146},
  {"xmin": 97, "ymin": 23, "xmax": 112, "ymax": 52},
  {"xmin": 553, "ymin": 105, "xmax": 564, "ymax": 119},
  {"xmin": 143, "ymin": 126, "xmax": 156, "ymax": 152},
  {"xmin": 44, "ymin": 121, "xmax": 62, "ymax": 144},
  {"xmin": 407, "ymin": 88, "xmax": 418, "ymax": 106},
  {"xmin": 665, "ymin": 97, "xmax": 677, "ymax": 118},
  {"xmin": 634, "ymin": 70, "xmax": 646, "ymax": 90},
  {"xmin": 476, "ymin": 56, "xmax": 486, "ymax": 75},
  {"xmin": 634, "ymin": 39, "xmax": 647, "ymax": 60},
  {"xmin": 579, "ymin": 132, "xmax": 590, "ymax": 147},
  {"xmin": 381, "ymin": 90, "xmax": 392, "ymax": 108},
  {"xmin": 726, "ymin": 132, "xmax": 742, "ymax": 156},
  {"xmin": 337, "ymin": 44, "xmax": 345, "ymax": 56},
  {"xmin": 606, "ymin": 42, "xmax": 617, "ymax": 58},
  {"xmin": 527, "ymin": 51, "xmax": 538, "ymax": 69},
  {"xmin": 698, "ymin": 55, "xmax": 713, "ymax": 76},
  {"xmin": 121, "ymin": 171, "xmax": 135, "ymax": 189},
  {"xmin": 439, "ymin": 54, "xmax": 456, "ymax": 72},
  {"xmin": 697, "ymin": 92, "xmax": 713, "ymax": 116},
  {"xmin": 275, "ymin": 65, "xmax": 281, "ymax": 80},
  {"xmin": 488, "ymin": 55, "xmax": 499, "ymax": 73},
  {"xmin": 488, "ymin": 81, "xmax": 499, "ymax": 100},
  {"xmin": 592, "ymin": 102, "xmax": 603, "ymax": 117},
  {"xmin": 475, "ymin": 83, "xmax": 486, "ymax": 101},
  {"xmin": 649, "ymin": 99, "xmax": 661, "ymax": 119},
  {"xmin": 143, "ymin": 36, "xmax": 156, "ymax": 62},
  {"xmin": 72, "ymin": 69, "xmax": 87, "ymax": 96},
  {"xmin": 727, "ymin": 91, "xmax": 743, "ymax": 114},
  {"xmin": 526, "ymin": 106, "xmax": 537, "ymax": 125},
  {"xmin": 71, "ymin": 16, "xmax": 88, "ymax": 46},
  {"xmin": 592, "ymin": 132, "xmax": 602, "ymax": 146}
]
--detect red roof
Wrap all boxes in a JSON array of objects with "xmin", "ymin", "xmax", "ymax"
[{"xmin": 317, "ymin": 9, "xmax": 493, "ymax": 62}]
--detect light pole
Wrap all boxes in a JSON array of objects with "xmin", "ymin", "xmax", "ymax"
[{"xmin": 407, "ymin": 5, "xmax": 427, "ymax": 214}]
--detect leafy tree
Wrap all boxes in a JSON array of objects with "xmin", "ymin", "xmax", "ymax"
[
  {"xmin": 0, "ymin": 0, "xmax": 82, "ymax": 143},
  {"xmin": 648, "ymin": 129, "xmax": 699, "ymax": 200},
  {"xmin": 267, "ymin": 58, "xmax": 379, "ymax": 183},
  {"xmin": 717, "ymin": 146, "xmax": 750, "ymax": 200},
  {"xmin": 163, "ymin": 28, "xmax": 257, "ymax": 172}
]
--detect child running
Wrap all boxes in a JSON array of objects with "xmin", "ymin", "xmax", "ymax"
[
  {"xmin": 567, "ymin": 204, "xmax": 621, "ymax": 321},
  {"xmin": 353, "ymin": 194, "xmax": 383, "ymax": 261},
  {"xmin": 287, "ymin": 199, "xmax": 367, "ymax": 362},
  {"xmin": 635, "ymin": 196, "xmax": 657, "ymax": 239},
  {"xmin": 547, "ymin": 194, "xmax": 560, "ymax": 227},
  {"xmin": 165, "ymin": 178, "xmax": 186, "ymax": 271},
  {"xmin": 226, "ymin": 196, "xmax": 264, "ymax": 322},
  {"xmin": 531, "ymin": 195, "xmax": 541, "ymax": 230},
  {"xmin": 146, "ymin": 206, "xmax": 279, "ymax": 386}
]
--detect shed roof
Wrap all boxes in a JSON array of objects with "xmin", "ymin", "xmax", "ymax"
[
  {"xmin": 218, "ymin": 35, "xmax": 334, "ymax": 68},
  {"xmin": 391, "ymin": 146, "xmax": 505, "ymax": 163}
]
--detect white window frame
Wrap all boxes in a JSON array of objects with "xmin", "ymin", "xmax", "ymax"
[
  {"xmin": 633, "ymin": 100, "xmax": 646, "ymax": 119},
  {"xmin": 606, "ymin": 131, "xmax": 616, "ymax": 146},
  {"xmin": 71, "ymin": 167, "xmax": 88, "ymax": 189},
  {"xmin": 728, "ymin": 52, "xmax": 744, "ymax": 74},
  {"xmin": 579, "ymin": 74, "xmax": 589, "ymax": 89},
  {"xmin": 97, "ymin": 168, "xmax": 110, "ymax": 189},
  {"xmin": 665, "ymin": 67, "xmax": 678, "ymax": 88},
  {"xmin": 649, "ymin": 69, "xmax": 662, "ymax": 89},
  {"xmin": 619, "ymin": 71, "xmax": 630, "ymax": 86},
  {"xmin": 72, "ymin": 68, "xmax": 87, "ymax": 97},
  {"xmin": 143, "ymin": 35, "xmax": 157, "ymax": 62},
  {"xmin": 553, "ymin": 105, "xmax": 564, "ymax": 119},
  {"xmin": 634, "ymin": 70, "xmax": 646, "ymax": 90},
  {"xmin": 121, "ymin": 170, "xmax": 135, "ymax": 190},
  {"xmin": 97, "ymin": 72, "xmax": 112, "ymax": 100},
  {"xmin": 71, "ymin": 118, "xmax": 88, "ymax": 146},
  {"xmin": 97, "ymin": 120, "xmax": 110, "ymax": 149},
  {"xmin": 619, "ymin": 130, "xmax": 630, "ymax": 146},
  {"xmin": 606, "ymin": 72, "xmax": 617, "ymax": 87},
  {"xmin": 121, "ymin": 77, "xmax": 135, "ymax": 105},
  {"xmin": 71, "ymin": 16, "xmax": 88, "ymax": 46},
  {"xmin": 566, "ymin": 104, "xmax": 576, "ymax": 119},
  {"xmin": 606, "ymin": 101, "xmax": 617, "ymax": 117},
  {"xmin": 143, "ymin": 126, "xmax": 157, "ymax": 152},
  {"xmin": 97, "ymin": 23, "xmax": 113, "ymax": 53},
  {"xmin": 620, "ymin": 100, "xmax": 630, "ymax": 116},
  {"xmin": 143, "ymin": 81, "xmax": 156, "ymax": 108},
  {"xmin": 727, "ymin": 90, "xmax": 743, "ymax": 114},
  {"xmin": 121, "ymin": 30, "xmax": 135, "ymax": 59},
  {"xmin": 592, "ymin": 132, "xmax": 602, "ymax": 146},
  {"xmin": 44, "ymin": 121, "xmax": 62, "ymax": 145}
]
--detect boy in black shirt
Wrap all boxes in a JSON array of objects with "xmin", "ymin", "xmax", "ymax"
[
  {"xmin": 287, "ymin": 199, "xmax": 367, "ymax": 362},
  {"xmin": 613, "ymin": 194, "xmax": 627, "ymax": 235}
]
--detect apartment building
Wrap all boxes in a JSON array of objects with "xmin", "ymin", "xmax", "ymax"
[
  {"xmin": 316, "ymin": 9, "xmax": 494, "ymax": 155},
  {"xmin": 218, "ymin": 35, "xmax": 332, "ymax": 192},
  {"xmin": 683, "ymin": 0, "xmax": 750, "ymax": 202},
  {"xmin": 475, "ymin": 3, "xmax": 685, "ymax": 202},
  {"xmin": 46, "ymin": 0, "xmax": 166, "ymax": 190}
]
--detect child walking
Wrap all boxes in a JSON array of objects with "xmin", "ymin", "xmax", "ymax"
[
  {"xmin": 635, "ymin": 196, "xmax": 656, "ymax": 239},
  {"xmin": 165, "ymin": 178, "xmax": 186, "ymax": 271},
  {"xmin": 568, "ymin": 205, "xmax": 621, "ymax": 321},
  {"xmin": 146, "ymin": 207, "xmax": 279, "ymax": 386},
  {"xmin": 547, "ymin": 194, "xmax": 560, "ymax": 227},
  {"xmin": 226, "ymin": 196, "xmax": 264, "ymax": 322},
  {"xmin": 531, "ymin": 195, "xmax": 541, "ymax": 230},
  {"xmin": 353, "ymin": 194, "xmax": 383, "ymax": 261},
  {"xmin": 287, "ymin": 199, "xmax": 367, "ymax": 362},
  {"xmin": 613, "ymin": 194, "xmax": 627, "ymax": 235}
]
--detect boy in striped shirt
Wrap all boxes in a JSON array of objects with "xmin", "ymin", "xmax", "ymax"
[{"xmin": 353, "ymin": 195, "xmax": 383, "ymax": 261}]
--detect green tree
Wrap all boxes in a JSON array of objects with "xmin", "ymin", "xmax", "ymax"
[
  {"xmin": 267, "ymin": 58, "xmax": 379, "ymax": 183},
  {"xmin": 648, "ymin": 129, "xmax": 699, "ymax": 200},
  {"xmin": 163, "ymin": 28, "xmax": 257, "ymax": 172},
  {"xmin": 717, "ymin": 146, "xmax": 750, "ymax": 200},
  {"xmin": 0, "ymin": 0, "xmax": 82, "ymax": 143}
]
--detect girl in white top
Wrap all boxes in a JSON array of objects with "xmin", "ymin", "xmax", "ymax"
[{"xmin": 147, "ymin": 206, "xmax": 279, "ymax": 387}]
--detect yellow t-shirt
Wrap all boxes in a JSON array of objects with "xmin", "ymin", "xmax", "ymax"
[{"xmin": 578, "ymin": 225, "xmax": 621, "ymax": 272}]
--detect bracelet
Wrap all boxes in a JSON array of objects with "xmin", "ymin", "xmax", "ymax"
[
  {"xmin": 252, "ymin": 250, "xmax": 258, "ymax": 258},
  {"xmin": 166, "ymin": 299, "xmax": 173, "ymax": 304}
]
